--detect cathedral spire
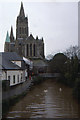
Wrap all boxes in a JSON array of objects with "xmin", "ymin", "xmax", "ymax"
[
  {"xmin": 10, "ymin": 26, "xmax": 14, "ymax": 42},
  {"xmin": 19, "ymin": 2, "xmax": 25, "ymax": 17}
]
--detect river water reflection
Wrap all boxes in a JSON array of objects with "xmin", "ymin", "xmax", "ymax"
[{"xmin": 6, "ymin": 79, "xmax": 80, "ymax": 118}]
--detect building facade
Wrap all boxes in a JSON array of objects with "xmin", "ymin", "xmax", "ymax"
[
  {"xmin": 4, "ymin": 2, "xmax": 45, "ymax": 60},
  {"xmin": 1, "ymin": 52, "xmax": 26, "ymax": 86}
]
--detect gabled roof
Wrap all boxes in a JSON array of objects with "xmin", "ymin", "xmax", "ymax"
[
  {"xmin": 26, "ymin": 34, "xmax": 34, "ymax": 41},
  {"xmin": 5, "ymin": 31, "xmax": 10, "ymax": 42},
  {"xmin": 2, "ymin": 52, "xmax": 23, "ymax": 61},
  {"xmin": 1, "ymin": 52, "xmax": 23, "ymax": 70}
]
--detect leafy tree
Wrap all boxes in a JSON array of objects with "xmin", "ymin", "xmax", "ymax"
[{"xmin": 49, "ymin": 53, "xmax": 67, "ymax": 73}]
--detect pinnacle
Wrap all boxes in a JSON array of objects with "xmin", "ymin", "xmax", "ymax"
[
  {"xmin": 19, "ymin": 1, "xmax": 25, "ymax": 17},
  {"xmin": 5, "ymin": 31, "xmax": 10, "ymax": 42},
  {"xmin": 10, "ymin": 26, "xmax": 14, "ymax": 42}
]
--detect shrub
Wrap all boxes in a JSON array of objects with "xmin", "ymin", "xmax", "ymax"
[
  {"xmin": 64, "ymin": 73, "xmax": 75, "ymax": 87},
  {"xmin": 73, "ymin": 78, "xmax": 80, "ymax": 101},
  {"xmin": 32, "ymin": 76, "xmax": 44, "ymax": 85}
]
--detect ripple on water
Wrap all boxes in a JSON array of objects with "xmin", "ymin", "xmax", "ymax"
[
  {"xmin": 6, "ymin": 116, "xmax": 15, "ymax": 119},
  {"xmin": 9, "ymin": 111, "xmax": 27, "ymax": 113},
  {"xmin": 7, "ymin": 115, "xmax": 21, "ymax": 119},
  {"xmin": 6, "ymin": 80, "xmax": 80, "ymax": 118}
]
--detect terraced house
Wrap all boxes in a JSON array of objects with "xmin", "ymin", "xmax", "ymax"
[{"xmin": 1, "ymin": 52, "xmax": 26, "ymax": 86}]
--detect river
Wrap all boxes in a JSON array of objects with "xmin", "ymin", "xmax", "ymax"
[{"xmin": 6, "ymin": 79, "xmax": 80, "ymax": 119}]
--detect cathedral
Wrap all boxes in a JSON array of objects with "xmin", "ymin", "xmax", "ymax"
[
  {"xmin": 4, "ymin": 2, "xmax": 47, "ymax": 73},
  {"xmin": 4, "ymin": 2, "xmax": 45, "ymax": 60}
]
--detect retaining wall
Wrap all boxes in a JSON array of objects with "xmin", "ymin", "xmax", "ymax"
[{"xmin": 2, "ymin": 79, "xmax": 32, "ymax": 101}]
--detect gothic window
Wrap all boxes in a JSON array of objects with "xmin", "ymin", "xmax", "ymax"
[
  {"xmin": 25, "ymin": 28, "xmax": 26, "ymax": 34},
  {"xmin": 20, "ymin": 27, "xmax": 21, "ymax": 34},
  {"xmin": 22, "ymin": 27, "xmax": 24, "ymax": 34},
  {"xmin": 30, "ymin": 44, "xmax": 32, "ymax": 57},
  {"xmin": 23, "ymin": 28, "xmax": 25, "ymax": 34},
  {"xmin": 27, "ymin": 44, "xmax": 28, "ymax": 56},
  {"xmin": 33, "ymin": 44, "xmax": 36, "ymax": 56}
]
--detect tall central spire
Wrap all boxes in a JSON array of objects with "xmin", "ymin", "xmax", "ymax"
[
  {"xmin": 16, "ymin": 2, "xmax": 29, "ymax": 39},
  {"xmin": 19, "ymin": 2, "xmax": 25, "ymax": 17}
]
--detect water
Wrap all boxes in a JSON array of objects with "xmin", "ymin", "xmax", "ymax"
[{"xmin": 6, "ymin": 79, "xmax": 80, "ymax": 118}]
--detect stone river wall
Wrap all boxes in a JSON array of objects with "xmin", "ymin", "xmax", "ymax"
[{"xmin": 2, "ymin": 79, "xmax": 33, "ymax": 101}]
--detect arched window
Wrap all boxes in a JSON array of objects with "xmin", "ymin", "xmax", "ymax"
[
  {"xmin": 30, "ymin": 44, "xmax": 32, "ymax": 56},
  {"xmin": 33, "ymin": 44, "xmax": 36, "ymax": 56},
  {"xmin": 19, "ymin": 27, "xmax": 21, "ymax": 34},
  {"xmin": 25, "ymin": 28, "xmax": 26, "ymax": 34},
  {"xmin": 27, "ymin": 44, "xmax": 28, "ymax": 56},
  {"xmin": 22, "ymin": 27, "xmax": 24, "ymax": 34}
]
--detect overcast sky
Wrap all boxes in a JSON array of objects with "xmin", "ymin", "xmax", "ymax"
[{"xmin": 0, "ymin": 0, "xmax": 78, "ymax": 57}]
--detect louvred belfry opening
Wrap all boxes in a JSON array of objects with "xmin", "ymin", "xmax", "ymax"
[{"xmin": 16, "ymin": 2, "xmax": 29, "ymax": 39}]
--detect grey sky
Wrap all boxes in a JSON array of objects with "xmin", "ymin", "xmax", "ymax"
[{"xmin": 0, "ymin": 1, "xmax": 78, "ymax": 56}]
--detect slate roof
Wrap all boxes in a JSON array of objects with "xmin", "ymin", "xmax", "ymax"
[{"xmin": 0, "ymin": 52, "xmax": 23, "ymax": 70}]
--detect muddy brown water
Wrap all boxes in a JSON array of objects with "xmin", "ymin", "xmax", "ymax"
[{"xmin": 6, "ymin": 79, "xmax": 80, "ymax": 118}]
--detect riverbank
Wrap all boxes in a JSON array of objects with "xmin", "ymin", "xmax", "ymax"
[
  {"xmin": 2, "ymin": 79, "xmax": 33, "ymax": 118},
  {"xmin": 2, "ymin": 76, "xmax": 44, "ymax": 119},
  {"xmin": 56, "ymin": 75, "xmax": 80, "ymax": 103},
  {"xmin": 2, "ymin": 75, "xmax": 80, "ymax": 119}
]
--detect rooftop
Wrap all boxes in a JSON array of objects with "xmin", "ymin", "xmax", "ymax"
[{"xmin": 0, "ymin": 52, "xmax": 23, "ymax": 70}]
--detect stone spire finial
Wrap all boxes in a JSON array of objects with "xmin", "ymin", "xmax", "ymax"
[
  {"xmin": 10, "ymin": 26, "xmax": 14, "ymax": 42},
  {"xmin": 36, "ymin": 36, "xmax": 38, "ymax": 40},
  {"xmin": 19, "ymin": 1, "xmax": 25, "ymax": 17}
]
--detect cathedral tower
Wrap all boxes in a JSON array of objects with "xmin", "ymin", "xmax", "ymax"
[
  {"xmin": 16, "ymin": 2, "xmax": 28, "ymax": 39},
  {"xmin": 4, "ymin": 2, "xmax": 45, "ymax": 60}
]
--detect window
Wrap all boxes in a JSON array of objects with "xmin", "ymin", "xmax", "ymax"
[
  {"xmin": 19, "ymin": 27, "xmax": 21, "ymax": 34},
  {"xmin": 13, "ymin": 75, "xmax": 15, "ymax": 84},
  {"xmin": 21, "ymin": 73, "xmax": 22, "ymax": 82},
  {"xmin": 25, "ymin": 28, "xmax": 26, "ymax": 34},
  {"xmin": 8, "ymin": 76, "xmax": 10, "ymax": 81},
  {"xmin": 33, "ymin": 44, "xmax": 36, "ymax": 56},
  {"xmin": 17, "ymin": 75, "xmax": 19, "ymax": 83},
  {"xmin": 27, "ymin": 44, "xmax": 29, "ymax": 56},
  {"xmin": 22, "ymin": 27, "xmax": 24, "ymax": 34},
  {"xmin": 30, "ymin": 44, "xmax": 32, "ymax": 56}
]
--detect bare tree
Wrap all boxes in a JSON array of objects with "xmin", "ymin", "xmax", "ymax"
[{"xmin": 64, "ymin": 45, "xmax": 80, "ymax": 59}]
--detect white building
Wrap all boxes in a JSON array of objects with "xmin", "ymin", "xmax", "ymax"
[{"xmin": 1, "ymin": 52, "xmax": 26, "ymax": 86}]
